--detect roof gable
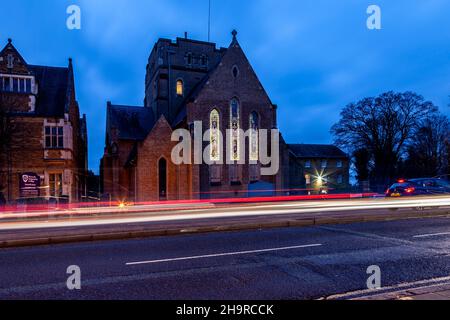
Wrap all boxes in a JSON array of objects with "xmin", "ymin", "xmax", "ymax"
[
  {"xmin": 0, "ymin": 39, "xmax": 30, "ymax": 75},
  {"xmin": 107, "ymin": 104, "xmax": 156, "ymax": 141},
  {"xmin": 289, "ymin": 144, "xmax": 348, "ymax": 159},
  {"xmin": 192, "ymin": 31, "xmax": 273, "ymax": 107}
]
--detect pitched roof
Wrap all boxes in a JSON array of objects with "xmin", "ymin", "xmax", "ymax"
[
  {"xmin": 289, "ymin": 144, "xmax": 348, "ymax": 159},
  {"xmin": 28, "ymin": 65, "xmax": 70, "ymax": 117},
  {"xmin": 107, "ymin": 103, "xmax": 156, "ymax": 141}
]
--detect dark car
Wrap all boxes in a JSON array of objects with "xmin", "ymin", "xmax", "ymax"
[{"xmin": 386, "ymin": 178, "xmax": 450, "ymax": 197}]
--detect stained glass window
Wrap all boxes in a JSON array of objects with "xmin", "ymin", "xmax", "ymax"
[
  {"xmin": 210, "ymin": 109, "xmax": 220, "ymax": 162},
  {"xmin": 230, "ymin": 98, "xmax": 240, "ymax": 161},
  {"xmin": 249, "ymin": 111, "xmax": 259, "ymax": 161}
]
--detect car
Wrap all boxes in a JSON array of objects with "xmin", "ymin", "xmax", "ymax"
[{"xmin": 386, "ymin": 178, "xmax": 450, "ymax": 197}]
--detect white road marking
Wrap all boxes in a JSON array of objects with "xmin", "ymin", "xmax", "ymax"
[
  {"xmin": 413, "ymin": 232, "xmax": 450, "ymax": 239},
  {"xmin": 126, "ymin": 243, "xmax": 323, "ymax": 266}
]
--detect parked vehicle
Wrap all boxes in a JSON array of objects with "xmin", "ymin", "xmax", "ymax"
[{"xmin": 386, "ymin": 178, "xmax": 450, "ymax": 197}]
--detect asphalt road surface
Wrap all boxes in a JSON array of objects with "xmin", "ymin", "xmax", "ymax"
[{"xmin": 1, "ymin": 217, "xmax": 450, "ymax": 300}]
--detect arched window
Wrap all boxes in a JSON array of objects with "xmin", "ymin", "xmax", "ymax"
[
  {"xmin": 230, "ymin": 98, "xmax": 240, "ymax": 161},
  {"xmin": 232, "ymin": 65, "xmax": 239, "ymax": 78},
  {"xmin": 158, "ymin": 158, "xmax": 167, "ymax": 200},
  {"xmin": 210, "ymin": 109, "xmax": 220, "ymax": 162},
  {"xmin": 249, "ymin": 111, "xmax": 259, "ymax": 161},
  {"xmin": 176, "ymin": 79, "xmax": 184, "ymax": 96}
]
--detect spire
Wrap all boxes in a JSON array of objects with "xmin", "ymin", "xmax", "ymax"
[{"xmin": 7, "ymin": 38, "xmax": 12, "ymax": 44}]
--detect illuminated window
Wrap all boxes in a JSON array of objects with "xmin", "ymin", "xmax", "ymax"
[
  {"xmin": 210, "ymin": 109, "xmax": 220, "ymax": 162},
  {"xmin": 337, "ymin": 160, "xmax": 343, "ymax": 168},
  {"xmin": 176, "ymin": 79, "xmax": 183, "ymax": 96},
  {"xmin": 305, "ymin": 174, "xmax": 311, "ymax": 185},
  {"xmin": 230, "ymin": 98, "xmax": 240, "ymax": 161},
  {"xmin": 321, "ymin": 160, "xmax": 328, "ymax": 168},
  {"xmin": 49, "ymin": 173, "xmax": 62, "ymax": 197},
  {"xmin": 249, "ymin": 111, "xmax": 259, "ymax": 161},
  {"xmin": 305, "ymin": 160, "xmax": 311, "ymax": 168},
  {"xmin": 337, "ymin": 174, "xmax": 343, "ymax": 184}
]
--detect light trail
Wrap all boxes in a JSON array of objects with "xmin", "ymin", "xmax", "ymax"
[{"xmin": 0, "ymin": 195, "xmax": 449, "ymax": 231}]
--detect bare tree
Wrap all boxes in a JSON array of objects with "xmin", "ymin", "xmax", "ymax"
[
  {"xmin": 403, "ymin": 114, "xmax": 450, "ymax": 177},
  {"xmin": 353, "ymin": 148, "xmax": 370, "ymax": 183},
  {"xmin": 331, "ymin": 91, "xmax": 438, "ymax": 189}
]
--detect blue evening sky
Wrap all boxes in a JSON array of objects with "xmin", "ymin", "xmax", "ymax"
[{"xmin": 1, "ymin": 0, "xmax": 449, "ymax": 173}]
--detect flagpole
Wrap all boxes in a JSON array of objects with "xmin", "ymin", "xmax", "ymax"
[{"xmin": 208, "ymin": 0, "xmax": 211, "ymax": 42}]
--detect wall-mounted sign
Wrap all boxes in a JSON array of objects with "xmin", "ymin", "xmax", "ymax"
[{"xmin": 19, "ymin": 173, "xmax": 41, "ymax": 198}]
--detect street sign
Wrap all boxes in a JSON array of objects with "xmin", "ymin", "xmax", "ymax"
[{"xmin": 19, "ymin": 173, "xmax": 41, "ymax": 198}]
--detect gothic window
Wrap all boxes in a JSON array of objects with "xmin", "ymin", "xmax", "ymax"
[
  {"xmin": 249, "ymin": 111, "xmax": 259, "ymax": 161},
  {"xmin": 210, "ymin": 109, "xmax": 220, "ymax": 162},
  {"xmin": 176, "ymin": 79, "xmax": 184, "ymax": 96},
  {"xmin": 232, "ymin": 65, "xmax": 239, "ymax": 78},
  {"xmin": 230, "ymin": 98, "xmax": 240, "ymax": 161}
]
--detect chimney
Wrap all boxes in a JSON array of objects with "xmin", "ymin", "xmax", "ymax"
[{"xmin": 184, "ymin": 32, "xmax": 188, "ymax": 39}]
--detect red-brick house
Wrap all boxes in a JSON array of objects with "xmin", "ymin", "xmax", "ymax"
[
  {"xmin": 101, "ymin": 31, "xmax": 292, "ymax": 202},
  {"xmin": 0, "ymin": 39, "xmax": 88, "ymax": 203}
]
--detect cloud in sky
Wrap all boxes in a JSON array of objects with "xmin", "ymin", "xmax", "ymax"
[{"xmin": 1, "ymin": 0, "xmax": 450, "ymax": 172}]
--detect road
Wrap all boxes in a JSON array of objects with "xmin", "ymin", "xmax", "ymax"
[{"xmin": 1, "ymin": 216, "xmax": 450, "ymax": 300}]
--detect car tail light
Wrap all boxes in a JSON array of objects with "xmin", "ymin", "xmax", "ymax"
[{"xmin": 405, "ymin": 187, "xmax": 415, "ymax": 194}]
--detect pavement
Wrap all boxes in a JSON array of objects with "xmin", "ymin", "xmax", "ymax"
[{"xmin": 1, "ymin": 216, "xmax": 450, "ymax": 300}]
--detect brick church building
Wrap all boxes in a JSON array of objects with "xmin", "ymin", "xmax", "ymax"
[
  {"xmin": 0, "ymin": 39, "xmax": 88, "ymax": 203},
  {"xmin": 101, "ymin": 31, "xmax": 295, "ymax": 202}
]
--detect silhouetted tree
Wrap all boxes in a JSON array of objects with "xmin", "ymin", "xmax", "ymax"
[
  {"xmin": 403, "ymin": 114, "xmax": 450, "ymax": 177},
  {"xmin": 331, "ymin": 91, "xmax": 438, "ymax": 190},
  {"xmin": 353, "ymin": 148, "xmax": 370, "ymax": 183}
]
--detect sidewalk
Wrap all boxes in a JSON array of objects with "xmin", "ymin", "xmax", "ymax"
[{"xmin": 354, "ymin": 283, "xmax": 450, "ymax": 300}]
